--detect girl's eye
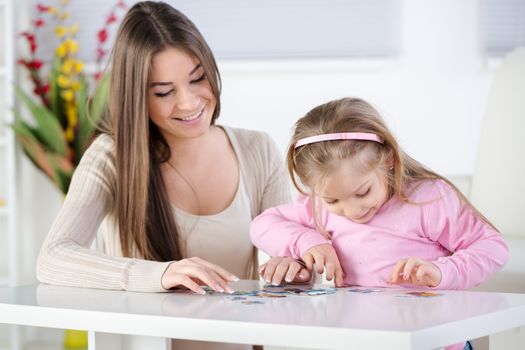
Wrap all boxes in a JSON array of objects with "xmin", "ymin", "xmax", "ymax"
[
  {"xmin": 154, "ymin": 89, "xmax": 174, "ymax": 98},
  {"xmin": 325, "ymin": 199, "xmax": 338, "ymax": 205},
  {"xmin": 356, "ymin": 188, "xmax": 370, "ymax": 198},
  {"xmin": 191, "ymin": 74, "xmax": 206, "ymax": 84}
]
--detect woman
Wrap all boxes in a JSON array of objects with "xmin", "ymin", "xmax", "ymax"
[{"xmin": 37, "ymin": 2, "xmax": 306, "ymax": 349}]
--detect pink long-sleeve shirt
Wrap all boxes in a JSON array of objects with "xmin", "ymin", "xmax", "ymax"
[{"xmin": 251, "ymin": 180, "xmax": 508, "ymax": 290}]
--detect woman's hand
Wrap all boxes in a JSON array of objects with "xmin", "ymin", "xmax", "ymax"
[
  {"xmin": 259, "ymin": 256, "xmax": 312, "ymax": 286},
  {"xmin": 302, "ymin": 244, "xmax": 345, "ymax": 287},
  {"xmin": 389, "ymin": 257, "xmax": 442, "ymax": 287},
  {"xmin": 161, "ymin": 257, "xmax": 239, "ymax": 294}
]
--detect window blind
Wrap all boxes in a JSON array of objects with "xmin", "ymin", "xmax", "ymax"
[
  {"xmin": 34, "ymin": 0, "xmax": 401, "ymax": 62},
  {"xmin": 480, "ymin": 0, "xmax": 525, "ymax": 56}
]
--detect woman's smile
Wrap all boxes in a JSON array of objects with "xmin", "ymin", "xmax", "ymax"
[{"xmin": 173, "ymin": 107, "xmax": 205, "ymax": 123}]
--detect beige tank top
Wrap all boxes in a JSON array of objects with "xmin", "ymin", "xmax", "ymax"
[
  {"xmin": 170, "ymin": 155, "xmax": 254, "ymax": 350},
  {"xmin": 172, "ymin": 172, "xmax": 254, "ymax": 279}
]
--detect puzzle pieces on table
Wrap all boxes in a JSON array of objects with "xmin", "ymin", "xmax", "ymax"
[
  {"xmin": 347, "ymin": 287, "xmax": 385, "ymax": 294},
  {"xmin": 396, "ymin": 291, "xmax": 444, "ymax": 298},
  {"xmin": 263, "ymin": 283, "xmax": 337, "ymax": 296},
  {"xmin": 192, "ymin": 284, "xmax": 338, "ymax": 305},
  {"xmin": 241, "ymin": 300, "xmax": 265, "ymax": 305},
  {"xmin": 228, "ymin": 296, "xmax": 247, "ymax": 301}
]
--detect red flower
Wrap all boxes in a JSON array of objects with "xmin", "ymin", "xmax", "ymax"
[
  {"xmin": 33, "ymin": 83, "xmax": 50, "ymax": 96},
  {"xmin": 28, "ymin": 59, "xmax": 43, "ymax": 70},
  {"xmin": 20, "ymin": 32, "xmax": 34, "ymax": 40},
  {"xmin": 36, "ymin": 4, "xmax": 50, "ymax": 13},
  {"xmin": 34, "ymin": 19, "xmax": 45, "ymax": 27},
  {"xmin": 97, "ymin": 29, "xmax": 108, "ymax": 43},
  {"xmin": 20, "ymin": 32, "xmax": 37, "ymax": 54},
  {"xmin": 94, "ymin": 72, "xmax": 103, "ymax": 81},
  {"xmin": 106, "ymin": 12, "xmax": 117, "ymax": 24},
  {"xmin": 96, "ymin": 48, "xmax": 106, "ymax": 60},
  {"xmin": 118, "ymin": 0, "xmax": 126, "ymax": 9}
]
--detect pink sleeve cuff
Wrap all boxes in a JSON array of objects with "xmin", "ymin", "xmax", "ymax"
[
  {"xmin": 293, "ymin": 231, "xmax": 331, "ymax": 259},
  {"xmin": 432, "ymin": 257, "xmax": 458, "ymax": 290}
]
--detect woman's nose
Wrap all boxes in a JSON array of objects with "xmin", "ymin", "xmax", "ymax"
[{"xmin": 175, "ymin": 86, "xmax": 199, "ymax": 110}]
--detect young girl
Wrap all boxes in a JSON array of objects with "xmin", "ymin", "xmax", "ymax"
[{"xmin": 251, "ymin": 97, "xmax": 508, "ymax": 292}]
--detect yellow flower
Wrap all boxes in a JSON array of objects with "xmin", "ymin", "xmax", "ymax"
[
  {"xmin": 56, "ymin": 43, "xmax": 68, "ymax": 58},
  {"xmin": 65, "ymin": 39, "xmax": 79, "ymax": 54},
  {"xmin": 71, "ymin": 81, "xmax": 81, "ymax": 91},
  {"xmin": 61, "ymin": 0, "xmax": 70, "ymax": 5},
  {"xmin": 61, "ymin": 89, "xmax": 75, "ymax": 102},
  {"xmin": 61, "ymin": 59, "xmax": 74, "ymax": 74},
  {"xmin": 55, "ymin": 26, "xmax": 67, "ymax": 37},
  {"xmin": 48, "ymin": 7, "xmax": 57, "ymax": 15},
  {"xmin": 65, "ymin": 128, "xmax": 75, "ymax": 142},
  {"xmin": 70, "ymin": 23, "xmax": 79, "ymax": 35},
  {"xmin": 57, "ymin": 75, "xmax": 71, "ymax": 88},
  {"xmin": 73, "ymin": 61, "xmax": 84, "ymax": 73},
  {"xmin": 59, "ymin": 12, "xmax": 70, "ymax": 21},
  {"xmin": 66, "ymin": 105, "xmax": 78, "ymax": 126}
]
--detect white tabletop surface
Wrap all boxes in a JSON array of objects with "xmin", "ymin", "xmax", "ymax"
[{"xmin": 1, "ymin": 281, "xmax": 525, "ymax": 349}]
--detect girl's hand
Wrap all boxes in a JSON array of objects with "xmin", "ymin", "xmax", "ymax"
[
  {"xmin": 259, "ymin": 256, "xmax": 312, "ymax": 286},
  {"xmin": 389, "ymin": 257, "xmax": 442, "ymax": 287},
  {"xmin": 302, "ymin": 244, "xmax": 345, "ymax": 287},
  {"xmin": 161, "ymin": 257, "xmax": 239, "ymax": 294}
]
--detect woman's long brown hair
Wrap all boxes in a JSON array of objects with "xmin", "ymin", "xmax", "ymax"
[{"xmin": 99, "ymin": 1, "xmax": 221, "ymax": 261}]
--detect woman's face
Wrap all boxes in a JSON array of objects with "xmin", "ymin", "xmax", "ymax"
[{"xmin": 147, "ymin": 47, "xmax": 216, "ymax": 141}]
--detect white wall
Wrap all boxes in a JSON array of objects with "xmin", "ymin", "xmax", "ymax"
[{"xmin": 219, "ymin": 0, "xmax": 492, "ymax": 178}]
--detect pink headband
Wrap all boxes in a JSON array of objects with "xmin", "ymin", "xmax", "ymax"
[{"xmin": 294, "ymin": 132, "xmax": 383, "ymax": 149}]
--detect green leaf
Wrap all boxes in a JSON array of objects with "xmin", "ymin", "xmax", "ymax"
[
  {"xmin": 47, "ymin": 155, "xmax": 73, "ymax": 194},
  {"xmin": 14, "ymin": 85, "xmax": 69, "ymax": 156},
  {"xmin": 10, "ymin": 111, "xmax": 74, "ymax": 193},
  {"xmin": 73, "ymin": 76, "xmax": 89, "ymax": 164},
  {"xmin": 10, "ymin": 110, "xmax": 38, "ymax": 140},
  {"xmin": 49, "ymin": 57, "xmax": 65, "ymax": 126},
  {"xmin": 89, "ymin": 73, "xmax": 109, "ymax": 124},
  {"xmin": 72, "ymin": 73, "xmax": 109, "ymax": 164},
  {"xmin": 11, "ymin": 126, "xmax": 58, "ymax": 185}
]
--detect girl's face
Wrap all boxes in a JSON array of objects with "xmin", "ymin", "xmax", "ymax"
[
  {"xmin": 147, "ymin": 47, "xmax": 216, "ymax": 141},
  {"xmin": 319, "ymin": 160, "xmax": 389, "ymax": 224}
]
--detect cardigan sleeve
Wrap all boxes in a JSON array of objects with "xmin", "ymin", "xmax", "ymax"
[
  {"xmin": 36, "ymin": 134, "xmax": 172, "ymax": 292},
  {"xmin": 259, "ymin": 131, "xmax": 292, "ymax": 212},
  {"xmin": 227, "ymin": 127, "xmax": 291, "ymax": 216},
  {"xmin": 423, "ymin": 180, "xmax": 509, "ymax": 290}
]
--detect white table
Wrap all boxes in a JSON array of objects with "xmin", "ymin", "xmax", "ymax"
[{"xmin": 1, "ymin": 280, "xmax": 525, "ymax": 350}]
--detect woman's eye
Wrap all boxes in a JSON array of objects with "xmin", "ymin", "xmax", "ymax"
[
  {"xmin": 356, "ymin": 188, "xmax": 370, "ymax": 198},
  {"xmin": 154, "ymin": 90, "xmax": 174, "ymax": 98},
  {"xmin": 191, "ymin": 74, "xmax": 206, "ymax": 84}
]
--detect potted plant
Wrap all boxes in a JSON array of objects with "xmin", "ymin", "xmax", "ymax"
[
  {"xmin": 12, "ymin": 0, "xmax": 126, "ymax": 194},
  {"xmin": 11, "ymin": 1, "xmax": 126, "ymax": 348}
]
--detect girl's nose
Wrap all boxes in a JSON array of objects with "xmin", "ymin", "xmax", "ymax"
[
  {"xmin": 343, "ymin": 204, "xmax": 363, "ymax": 220},
  {"xmin": 343, "ymin": 205, "xmax": 357, "ymax": 219}
]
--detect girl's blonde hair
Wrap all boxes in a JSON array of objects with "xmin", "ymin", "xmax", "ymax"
[
  {"xmin": 287, "ymin": 97, "xmax": 497, "ymax": 232},
  {"xmin": 98, "ymin": 1, "xmax": 221, "ymax": 261}
]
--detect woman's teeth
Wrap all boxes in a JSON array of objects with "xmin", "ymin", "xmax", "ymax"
[{"xmin": 177, "ymin": 110, "xmax": 201, "ymax": 121}]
